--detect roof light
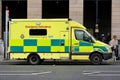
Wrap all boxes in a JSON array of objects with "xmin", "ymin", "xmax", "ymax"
[
  {"xmin": 36, "ymin": 22, "xmax": 40, "ymax": 25},
  {"xmin": 10, "ymin": 21, "xmax": 14, "ymax": 24}
]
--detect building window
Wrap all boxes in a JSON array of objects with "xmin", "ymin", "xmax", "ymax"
[
  {"xmin": 83, "ymin": 0, "xmax": 111, "ymax": 37},
  {"xmin": 42, "ymin": 0, "xmax": 69, "ymax": 18}
]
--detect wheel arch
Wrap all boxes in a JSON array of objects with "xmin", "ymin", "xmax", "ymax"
[
  {"xmin": 89, "ymin": 51, "xmax": 104, "ymax": 60},
  {"xmin": 27, "ymin": 52, "xmax": 41, "ymax": 60}
]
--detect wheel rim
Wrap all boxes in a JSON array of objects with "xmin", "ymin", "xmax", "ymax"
[
  {"xmin": 93, "ymin": 56, "xmax": 100, "ymax": 63},
  {"xmin": 31, "ymin": 56, "xmax": 37, "ymax": 62},
  {"xmin": 30, "ymin": 56, "xmax": 39, "ymax": 64}
]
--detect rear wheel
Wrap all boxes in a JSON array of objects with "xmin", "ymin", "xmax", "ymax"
[
  {"xmin": 90, "ymin": 53, "xmax": 103, "ymax": 65},
  {"xmin": 27, "ymin": 54, "xmax": 40, "ymax": 65}
]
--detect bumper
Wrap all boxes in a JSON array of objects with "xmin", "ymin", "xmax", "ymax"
[{"xmin": 103, "ymin": 53, "xmax": 112, "ymax": 60}]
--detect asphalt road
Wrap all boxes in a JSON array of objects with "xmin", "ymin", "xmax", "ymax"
[{"xmin": 0, "ymin": 60, "xmax": 120, "ymax": 80}]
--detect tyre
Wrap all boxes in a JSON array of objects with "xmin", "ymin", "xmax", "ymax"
[
  {"xmin": 27, "ymin": 54, "xmax": 40, "ymax": 65},
  {"xmin": 90, "ymin": 53, "xmax": 103, "ymax": 65}
]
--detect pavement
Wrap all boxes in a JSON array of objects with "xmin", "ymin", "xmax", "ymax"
[{"xmin": 0, "ymin": 55, "xmax": 3, "ymax": 61}]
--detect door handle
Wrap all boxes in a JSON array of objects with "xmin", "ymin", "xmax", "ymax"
[{"xmin": 74, "ymin": 43, "xmax": 79, "ymax": 45}]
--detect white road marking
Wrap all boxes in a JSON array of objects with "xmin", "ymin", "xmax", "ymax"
[
  {"xmin": 0, "ymin": 71, "xmax": 52, "ymax": 76},
  {"xmin": 91, "ymin": 74, "xmax": 120, "ymax": 77},
  {"xmin": 83, "ymin": 71, "xmax": 120, "ymax": 73},
  {"xmin": 83, "ymin": 71, "xmax": 101, "ymax": 75},
  {"xmin": 0, "ymin": 74, "xmax": 33, "ymax": 76},
  {"xmin": 0, "ymin": 71, "xmax": 35, "ymax": 72},
  {"xmin": 83, "ymin": 71, "xmax": 120, "ymax": 76},
  {"xmin": 32, "ymin": 71, "xmax": 52, "ymax": 75}
]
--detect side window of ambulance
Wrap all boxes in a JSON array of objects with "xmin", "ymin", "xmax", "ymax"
[
  {"xmin": 83, "ymin": 32, "xmax": 90, "ymax": 42},
  {"xmin": 29, "ymin": 29, "xmax": 47, "ymax": 36},
  {"xmin": 75, "ymin": 30, "xmax": 90, "ymax": 42},
  {"xmin": 75, "ymin": 30, "xmax": 84, "ymax": 40}
]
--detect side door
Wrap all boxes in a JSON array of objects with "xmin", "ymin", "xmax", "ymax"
[
  {"xmin": 59, "ymin": 31, "xmax": 69, "ymax": 59},
  {"xmin": 71, "ymin": 28, "xmax": 93, "ymax": 60}
]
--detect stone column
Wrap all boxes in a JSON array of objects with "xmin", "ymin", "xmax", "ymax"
[
  {"xmin": 27, "ymin": 0, "xmax": 42, "ymax": 18},
  {"xmin": 112, "ymin": 0, "xmax": 120, "ymax": 39},
  {"xmin": 69, "ymin": 0, "xmax": 83, "ymax": 24}
]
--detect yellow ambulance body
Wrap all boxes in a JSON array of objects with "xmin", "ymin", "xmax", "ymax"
[{"xmin": 8, "ymin": 19, "xmax": 112, "ymax": 64}]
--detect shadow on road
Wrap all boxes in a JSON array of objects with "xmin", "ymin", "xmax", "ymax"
[{"xmin": 0, "ymin": 60, "xmax": 114, "ymax": 65}]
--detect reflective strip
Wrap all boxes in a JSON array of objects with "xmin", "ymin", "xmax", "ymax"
[
  {"xmin": 10, "ymin": 53, "xmax": 29, "ymax": 59},
  {"xmin": 24, "ymin": 46, "xmax": 37, "ymax": 52},
  {"xmin": 60, "ymin": 46, "xmax": 65, "ymax": 52},
  {"xmin": 10, "ymin": 46, "xmax": 23, "ymax": 52},
  {"xmin": 60, "ymin": 53, "xmax": 69, "ymax": 59},
  {"xmin": 65, "ymin": 40, "xmax": 69, "ymax": 46},
  {"xmin": 51, "ymin": 39, "xmax": 64, "ymax": 46},
  {"xmin": 39, "ymin": 53, "xmax": 52, "ymax": 59},
  {"xmin": 51, "ymin": 53, "xmax": 60, "ymax": 59},
  {"xmin": 24, "ymin": 39, "xmax": 37, "ymax": 46},
  {"xmin": 37, "ymin": 39, "xmax": 51, "ymax": 46},
  {"xmin": 10, "ymin": 53, "xmax": 69, "ymax": 60},
  {"xmin": 73, "ymin": 46, "xmax": 79, "ymax": 52},
  {"xmin": 94, "ymin": 46, "xmax": 107, "ymax": 52},
  {"xmin": 10, "ymin": 46, "xmax": 70, "ymax": 53},
  {"xmin": 79, "ymin": 41, "xmax": 92, "ymax": 46},
  {"xmin": 65, "ymin": 46, "xmax": 69, "ymax": 52},
  {"xmin": 10, "ymin": 39, "xmax": 23, "ymax": 46},
  {"xmin": 51, "ymin": 46, "xmax": 60, "ymax": 52},
  {"xmin": 79, "ymin": 46, "xmax": 93, "ymax": 52},
  {"xmin": 37, "ymin": 46, "xmax": 50, "ymax": 52},
  {"xmin": 9, "ymin": 39, "xmax": 69, "ymax": 53},
  {"xmin": 72, "ymin": 55, "xmax": 89, "ymax": 60}
]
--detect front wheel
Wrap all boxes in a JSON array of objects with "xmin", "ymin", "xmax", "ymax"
[
  {"xmin": 90, "ymin": 53, "xmax": 103, "ymax": 65},
  {"xmin": 27, "ymin": 54, "xmax": 40, "ymax": 65}
]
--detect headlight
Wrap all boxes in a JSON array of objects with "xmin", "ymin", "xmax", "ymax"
[{"xmin": 105, "ymin": 46, "xmax": 111, "ymax": 51}]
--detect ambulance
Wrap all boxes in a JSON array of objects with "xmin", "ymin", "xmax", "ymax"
[{"xmin": 8, "ymin": 19, "xmax": 112, "ymax": 65}]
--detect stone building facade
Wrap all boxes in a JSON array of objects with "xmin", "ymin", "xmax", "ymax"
[
  {"xmin": 0, "ymin": 0, "xmax": 120, "ymax": 39},
  {"xmin": 112, "ymin": 0, "xmax": 120, "ymax": 39}
]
